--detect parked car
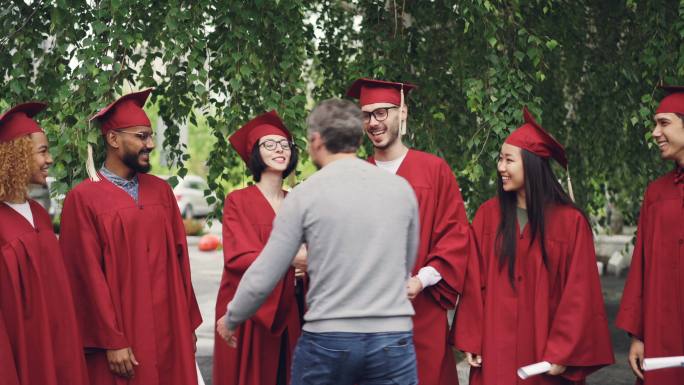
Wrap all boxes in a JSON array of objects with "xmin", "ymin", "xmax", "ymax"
[{"xmin": 161, "ymin": 175, "xmax": 216, "ymax": 219}]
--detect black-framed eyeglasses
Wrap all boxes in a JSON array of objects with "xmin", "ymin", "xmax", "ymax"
[
  {"xmin": 116, "ymin": 130, "xmax": 155, "ymax": 143},
  {"xmin": 362, "ymin": 106, "xmax": 398, "ymax": 123},
  {"xmin": 259, "ymin": 139, "xmax": 292, "ymax": 151}
]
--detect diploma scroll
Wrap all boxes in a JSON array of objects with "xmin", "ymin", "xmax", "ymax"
[
  {"xmin": 196, "ymin": 361, "xmax": 206, "ymax": 385},
  {"xmin": 517, "ymin": 361, "xmax": 552, "ymax": 379},
  {"xmin": 642, "ymin": 356, "xmax": 684, "ymax": 371}
]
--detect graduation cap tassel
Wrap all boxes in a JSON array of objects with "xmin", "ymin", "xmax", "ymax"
[
  {"xmin": 86, "ymin": 121, "xmax": 101, "ymax": 182},
  {"xmin": 566, "ymin": 167, "xmax": 575, "ymax": 202},
  {"xmin": 86, "ymin": 144, "xmax": 101, "ymax": 182},
  {"xmin": 399, "ymin": 86, "xmax": 406, "ymax": 136}
]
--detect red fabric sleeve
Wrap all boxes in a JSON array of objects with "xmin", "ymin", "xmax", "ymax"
[
  {"xmin": 424, "ymin": 161, "xmax": 470, "ymax": 309},
  {"xmin": 542, "ymin": 215, "xmax": 614, "ymax": 380},
  {"xmin": 615, "ymin": 190, "xmax": 649, "ymax": 340},
  {"xmin": 451, "ymin": 204, "xmax": 488, "ymax": 354},
  {"xmin": 0, "ymin": 315, "xmax": 20, "ymax": 385},
  {"xmin": 451, "ymin": 224, "xmax": 485, "ymax": 355},
  {"xmin": 222, "ymin": 194, "xmax": 290, "ymax": 332},
  {"xmin": 166, "ymin": 186, "xmax": 203, "ymax": 330},
  {"xmin": 59, "ymin": 190, "xmax": 129, "ymax": 350}
]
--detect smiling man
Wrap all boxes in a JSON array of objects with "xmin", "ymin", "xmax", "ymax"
[
  {"xmin": 346, "ymin": 78, "xmax": 474, "ymax": 385},
  {"xmin": 60, "ymin": 89, "xmax": 202, "ymax": 385},
  {"xmin": 616, "ymin": 84, "xmax": 684, "ymax": 385}
]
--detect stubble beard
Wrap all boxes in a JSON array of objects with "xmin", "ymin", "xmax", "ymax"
[{"xmin": 122, "ymin": 149, "xmax": 152, "ymax": 174}]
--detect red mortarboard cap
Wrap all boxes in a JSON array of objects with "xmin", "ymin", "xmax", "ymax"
[
  {"xmin": 656, "ymin": 85, "xmax": 684, "ymax": 115},
  {"xmin": 505, "ymin": 106, "xmax": 568, "ymax": 168},
  {"xmin": 229, "ymin": 110, "xmax": 292, "ymax": 164},
  {"xmin": 0, "ymin": 102, "xmax": 47, "ymax": 143},
  {"xmin": 346, "ymin": 78, "xmax": 417, "ymax": 106},
  {"xmin": 90, "ymin": 89, "xmax": 153, "ymax": 134}
]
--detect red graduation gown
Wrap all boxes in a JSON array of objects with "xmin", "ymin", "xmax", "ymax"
[
  {"xmin": 213, "ymin": 185, "xmax": 300, "ymax": 385},
  {"xmin": 459, "ymin": 199, "xmax": 614, "ymax": 385},
  {"xmin": 59, "ymin": 173, "xmax": 202, "ymax": 385},
  {"xmin": 370, "ymin": 149, "xmax": 470, "ymax": 385},
  {"xmin": 0, "ymin": 200, "xmax": 89, "ymax": 385},
  {"xmin": 616, "ymin": 170, "xmax": 684, "ymax": 385}
]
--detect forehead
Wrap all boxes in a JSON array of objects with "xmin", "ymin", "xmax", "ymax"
[
  {"xmin": 128, "ymin": 125, "xmax": 152, "ymax": 132},
  {"xmin": 361, "ymin": 102, "xmax": 398, "ymax": 112},
  {"xmin": 29, "ymin": 131, "xmax": 48, "ymax": 146},
  {"xmin": 654, "ymin": 112, "xmax": 679, "ymax": 122},
  {"xmin": 500, "ymin": 142, "xmax": 522, "ymax": 156},
  {"xmin": 259, "ymin": 134, "xmax": 287, "ymax": 142}
]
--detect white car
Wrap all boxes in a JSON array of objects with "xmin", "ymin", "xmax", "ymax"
[{"xmin": 162, "ymin": 175, "xmax": 216, "ymax": 219}]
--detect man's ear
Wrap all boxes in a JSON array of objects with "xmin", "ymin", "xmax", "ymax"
[
  {"xmin": 310, "ymin": 132, "xmax": 322, "ymax": 150},
  {"xmin": 105, "ymin": 131, "xmax": 120, "ymax": 149}
]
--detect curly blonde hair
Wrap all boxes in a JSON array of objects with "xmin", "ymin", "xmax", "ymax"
[{"xmin": 0, "ymin": 136, "xmax": 33, "ymax": 202}]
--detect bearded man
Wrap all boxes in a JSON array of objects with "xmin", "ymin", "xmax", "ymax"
[{"xmin": 60, "ymin": 89, "xmax": 202, "ymax": 385}]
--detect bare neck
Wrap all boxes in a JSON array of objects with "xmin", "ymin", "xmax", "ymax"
[
  {"xmin": 4, "ymin": 197, "xmax": 27, "ymax": 204},
  {"xmin": 516, "ymin": 190, "xmax": 527, "ymax": 209},
  {"xmin": 373, "ymin": 140, "xmax": 409, "ymax": 162},
  {"xmin": 255, "ymin": 171, "xmax": 284, "ymax": 199},
  {"xmin": 104, "ymin": 154, "xmax": 135, "ymax": 180}
]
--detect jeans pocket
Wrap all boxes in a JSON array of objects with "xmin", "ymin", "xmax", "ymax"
[
  {"xmin": 381, "ymin": 339, "xmax": 417, "ymax": 385},
  {"xmin": 297, "ymin": 338, "xmax": 350, "ymax": 385},
  {"xmin": 384, "ymin": 338, "xmax": 411, "ymax": 357}
]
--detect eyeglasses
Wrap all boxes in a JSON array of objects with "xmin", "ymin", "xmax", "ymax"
[
  {"xmin": 259, "ymin": 139, "xmax": 292, "ymax": 151},
  {"xmin": 362, "ymin": 106, "xmax": 398, "ymax": 123},
  {"xmin": 116, "ymin": 130, "xmax": 155, "ymax": 143}
]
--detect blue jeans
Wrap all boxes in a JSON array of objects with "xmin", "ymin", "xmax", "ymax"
[{"xmin": 291, "ymin": 331, "xmax": 418, "ymax": 385}]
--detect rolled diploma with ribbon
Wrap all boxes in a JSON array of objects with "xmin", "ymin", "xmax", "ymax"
[
  {"xmin": 518, "ymin": 361, "xmax": 552, "ymax": 379},
  {"xmin": 642, "ymin": 356, "xmax": 684, "ymax": 371}
]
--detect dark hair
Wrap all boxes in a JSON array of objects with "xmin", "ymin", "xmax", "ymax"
[
  {"xmin": 676, "ymin": 113, "xmax": 684, "ymax": 122},
  {"xmin": 247, "ymin": 140, "xmax": 298, "ymax": 182},
  {"xmin": 306, "ymin": 98, "xmax": 364, "ymax": 153},
  {"xmin": 495, "ymin": 149, "xmax": 588, "ymax": 286}
]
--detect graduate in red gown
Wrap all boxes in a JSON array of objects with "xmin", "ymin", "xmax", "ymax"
[
  {"xmin": 456, "ymin": 107, "xmax": 614, "ymax": 385},
  {"xmin": 347, "ymin": 78, "xmax": 473, "ymax": 385},
  {"xmin": 59, "ymin": 89, "xmax": 202, "ymax": 385},
  {"xmin": 616, "ymin": 85, "xmax": 684, "ymax": 385},
  {"xmin": 0, "ymin": 103, "xmax": 89, "ymax": 385},
  {"xmin": 213, "ymin": 110, "xmax": 304, "ymax": 385}
]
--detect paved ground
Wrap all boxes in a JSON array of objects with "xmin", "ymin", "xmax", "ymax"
[{"xmin": 188, "ymin": 239, "xmax": 636, "ymax": 385}]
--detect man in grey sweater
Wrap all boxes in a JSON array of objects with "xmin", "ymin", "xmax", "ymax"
[{"xmin": 217, "ymin": 99, "xmax": 420, "ymax": 385}]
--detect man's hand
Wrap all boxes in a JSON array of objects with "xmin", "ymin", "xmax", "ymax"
[
  {"xmin": 465, "ymin": 352, "xmax": 482, "ymax": 367},
  {"xmin": 547, "ymin": 364, "xmax": 567, "ymax": 376},
  {"xmin": 628, "ymin": 336, "xmax": 645, "ymax": 380},
  {"xmin": 106, "ymin": 347, "xmax": 139, "ymax": 378},
  {"xmin": 216, "ymin": 315, "xmax": 237, "ymax": 348},
  {"xmin": 292, "ymin": 245, "xmax": 307, "ymax": 277},
  {"xmin": 406, "ymin": 276, "xmax": 423, "ymax": 300}
]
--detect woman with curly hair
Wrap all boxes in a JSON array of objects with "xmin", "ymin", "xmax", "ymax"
[{"xmin": 0, "ymin": 102, "xmax": 88, "ymax": 385}]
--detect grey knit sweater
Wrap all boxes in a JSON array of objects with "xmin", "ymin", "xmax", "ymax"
[{"xmin": 226, "ymin": 156, "xmax": 419, "ymax": 333}]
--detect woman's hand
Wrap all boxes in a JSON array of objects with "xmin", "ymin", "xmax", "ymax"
[
  {"xmin": 465, "ymin": 352, "xmax": 482, "ymax": 367},
  {"xmin": 627, "ymin": 336, "xmax": 645, "ymax": 380},
  {"xmin": 547, "ymin": 363, "xmax": 567, "ymax": 376}
]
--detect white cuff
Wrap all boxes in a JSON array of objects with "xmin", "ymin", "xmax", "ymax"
[{"xmin": 416, "ymin": 266, "xmax": 442, "ymax": 288}]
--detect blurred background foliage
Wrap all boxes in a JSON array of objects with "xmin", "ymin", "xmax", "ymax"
[{"xmin": 1, "ymin": 0, "xmax": 683, "ymax": 225}]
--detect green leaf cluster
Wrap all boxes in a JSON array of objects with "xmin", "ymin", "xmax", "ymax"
[{"xmin": 1, "ymin": 0, "xmax": 682, "ymax": 224}]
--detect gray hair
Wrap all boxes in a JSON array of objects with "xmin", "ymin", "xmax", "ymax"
[{"xmin": 306, "ymin": 98, "xmax": 363, "ymax": 154}]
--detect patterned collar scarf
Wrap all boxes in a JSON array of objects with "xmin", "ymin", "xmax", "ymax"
[
  {"xmin": 675, "ymin": 166, "xmax": 684, "ymax": 184},
  {"xmin": 99, "ymin": 166, "xmax": 140, "ymax": 202}
]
